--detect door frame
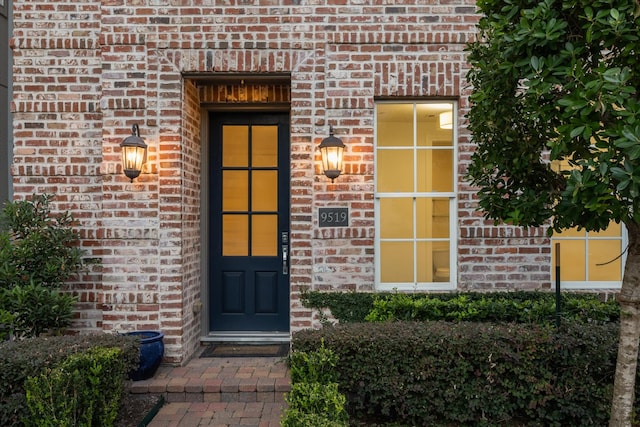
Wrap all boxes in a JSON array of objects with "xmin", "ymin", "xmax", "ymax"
[{"xmin": 199, "ymin": 104, "xmax": 291, "ymax": 343}]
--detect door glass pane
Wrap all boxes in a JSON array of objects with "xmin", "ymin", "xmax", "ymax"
[
  {"xmin": 252, "ymin": 215, "xmax": 278, "ymax": 256},
  {"xmin": 377, "ymin": 150, "xmax": 414, "ymax": 192},
  {"xmin": 223, "ymin": 171, "xmax": 248, "ymax": 211},
  {"xmin": 380, "ymin": 197, "xmax": 413, "ymax": 239},
  {"xmin": 252, "ymin": 171, "xmax": 278, "ymax": 211},
  {"xmin": 252, "ymin": 126, "xmax": 278, "ymax": 167},
  {"xmin": 380, "ymin": 241, "xmax": 414, "ymax": 283},
  {"xmin": 222, "ymin": 125, "xmax": 248, "ymax": 167},
  {"xmin": 589, "ymin": 240, "xmax": 622, "ymax": 281},
  {"xmin": 223, "ymin": 215, "xmax": 248, "ymax": 256}
]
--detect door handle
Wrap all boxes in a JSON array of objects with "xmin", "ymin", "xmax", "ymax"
[{"xmin": 282, "ymin": 245, "xmax": 289, "ymax": 275}]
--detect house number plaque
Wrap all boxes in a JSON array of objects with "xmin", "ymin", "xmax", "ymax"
[{"xmin": 319, "ymin": 208, "xmax": 349, "ymax": 227}]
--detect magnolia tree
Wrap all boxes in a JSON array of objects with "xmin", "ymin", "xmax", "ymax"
[{"xmin": 466, "ymin": 0, "xmax": 640, "ymax": 425}]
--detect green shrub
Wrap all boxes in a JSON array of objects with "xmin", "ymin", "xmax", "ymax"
[
  {"xmin": 562, "ymin": 295, "xmax": 620, "ymax": 323},
  {"xmin": 280, "ymin": 408, "xmax": 348, "ymax": 427},
  {"xmin": 292, "ymin": 321, "xmax": 632, "ymax": 426},
  {"xmin": 24, "ymin": 347, "xmax": 127, "ymax": 427},
  {"xmin": 0, "ymin": 194, "xmax": 91, "ymax": 340},
  {"xmin": 0, "ymin": 310, "xmax": 15, "ymax": 341},
  {"xmin": 283, "ymin": 340, "xmax": 348, "ymax": 426},
  {"xmin": 302, "ymin": 291, "xmax": 619, "ymax": 325},
  {"xmin": 288, "ymin": 339, "xmax": 339, "ymax": 384},
  {"xmin": 0, "ymin": 334, "xmax": 138, "ymax": 427},
  {"xmin": 0, "ymin": 194, "xmax": 86, "ymax": 290},
  {"xmin": 283, "ymin": 383, "xmax": 348, "ymax": 427},
  {"xmin": 0, "ymin": 284, "xmax": 77, "ymax": 338}
]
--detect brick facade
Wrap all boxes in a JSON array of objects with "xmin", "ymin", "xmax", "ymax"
[{"xmin": 10, "ymin": 0, "xmax": 553, "ymax": 363}]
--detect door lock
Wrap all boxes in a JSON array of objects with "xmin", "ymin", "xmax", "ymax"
[
  {"xmin": 281, "ymin": 232, "xmax": 289, "ymax": 275},
  {"xmin": 282, "ymin": 245, "xmax": 289, "ymax": 275}
]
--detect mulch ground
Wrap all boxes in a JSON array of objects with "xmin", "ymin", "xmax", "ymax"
[{"xmin": 115, "ymin": 393, "xmax": 162, "ymax": 427}]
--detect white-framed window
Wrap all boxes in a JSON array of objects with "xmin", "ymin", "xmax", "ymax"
[
  {"xmin": 374, "ymin": 101, "xmax": 457, "ymax": 291},
  {"xmin": 550, "ymin": 160, "xmax": 626, "ymax": 289},
  {"xmin": 552, "ymin": 226, "xmax": 626, "ymax": 289}
]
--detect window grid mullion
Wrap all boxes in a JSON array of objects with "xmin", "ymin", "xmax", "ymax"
[
  {"xmin": 584, "ymin": 236, "xmax": 589, "ymax": 282},
  {"xmin": 412, "ymin": 104, "xmax": 418, "ymax": 285}
]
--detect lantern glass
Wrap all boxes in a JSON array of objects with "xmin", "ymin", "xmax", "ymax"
[
  {"xmin": 320, "ymin": 145, "xmax": 344, "ymax": 180},
  {"xmin": 318, "ymin": 126, "xmax": 345, "ymax": 182},
  {"xmin": 122, "ymin": 145, "xmax": 146, "ymax": 178},
  {"xmin": 120, "ymin": 124, "xmax": 148, "ymax": 182}
]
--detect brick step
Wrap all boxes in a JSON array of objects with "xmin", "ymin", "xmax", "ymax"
[
  {"xmin": 129, "ymin": 376, "xmax": 290, "ymax": 403},
  {"xmin": 127, "ymin": 356, "xmax": 291, "ymax": 404}
]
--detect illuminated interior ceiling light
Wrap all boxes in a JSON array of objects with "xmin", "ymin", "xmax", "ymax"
[{"xmin": 439, "ymin": 111, "xmax": 453, "ymax": 129}]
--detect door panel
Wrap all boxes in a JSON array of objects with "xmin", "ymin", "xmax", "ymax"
[
  {"xmin": 255, "ymin": 272, "xmax": 278, "ymax": 313},
  {"xmin": 210, "ymin": 113, "xmax": 290, "ymax": 333},
  {"xmin": 222, "ymin": 272, "xmax": 245, "ymax": 313}
]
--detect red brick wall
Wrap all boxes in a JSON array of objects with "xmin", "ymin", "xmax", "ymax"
[
  {"xmin": 11, "ymin": 0, "xmax": 105, "ymax": 332},
  {"xmin": 177, "ymin": 79, "xmax": 202, "ymax": 361},
  {"xmin": 10, "ymin": 0, "xmax": 553, "ymax": 362}
]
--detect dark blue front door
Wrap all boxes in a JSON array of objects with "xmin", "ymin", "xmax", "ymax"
[{"xmin": 209, "ymin": 112, "xmax": 290, "ymax": 333}]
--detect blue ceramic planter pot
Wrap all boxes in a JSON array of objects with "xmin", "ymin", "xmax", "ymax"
[{"xmin": 125, "ymin": 330, "xmax": 164, "ymax": 381}]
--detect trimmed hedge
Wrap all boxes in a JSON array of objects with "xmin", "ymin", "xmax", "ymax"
[
  {"xmin": 282, "ymin": 341, "xmax": 348, "ymax": 427},
  {"xmin": 0, "ymin": 334, "xmax": 139, "ymax": 427},
  {"xmin": 302, "ymin": 290, "xmax": 619, "ymax": 325},
  {"xmin": 301, "ymin": 291, "xmax": 377, "ymax": 323},
  {"xmin": 292, "ymin": 321, "xmax": 636, "ymax": 426},
  {"xmin": 25, "ymin": 347, "xmax": 128, "ymax": 427},
  {"xmin": 366, "ymin": 292, "xmax": 619, "ymax": 325}
]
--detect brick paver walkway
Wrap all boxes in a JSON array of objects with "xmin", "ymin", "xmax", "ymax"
[
  {"xmin": 128, "ymin": 354, "xmax": 290, "ymax": 427},
  {"xmin": 147, "ymin": 401, "xmax": 283, "ymax": 427}
]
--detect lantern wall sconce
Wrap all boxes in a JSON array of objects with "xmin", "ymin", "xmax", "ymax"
[
  {"xmin": 439, "ymin": 111, "xmax": 453, "ymax": 130},
  {"xmin": 318, "ymin": 125, "xmax": 345, "ymax": 182},
  {"xmin": 120, "ymin": 124, "xmax": 148, "ymax": 182}
]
